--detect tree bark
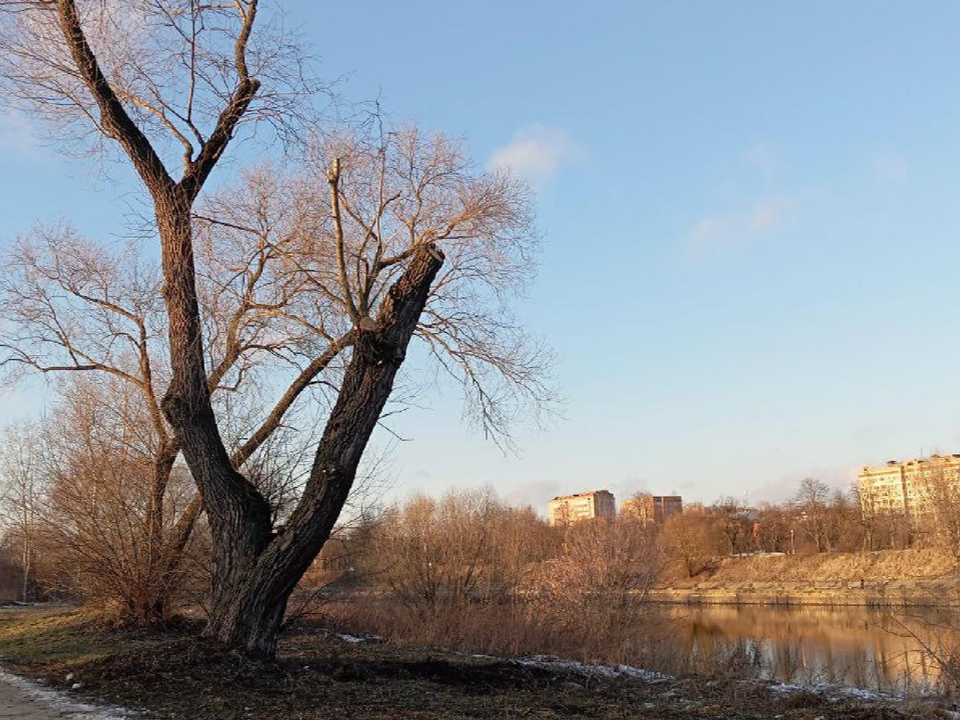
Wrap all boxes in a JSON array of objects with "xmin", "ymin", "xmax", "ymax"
[
  {"xmin": 201, "ymin": 244, "xmax": 444, "ymax": 656},
  {"xmin": 155, "ymin": 190, "xmax": 275, "ymax": 621}
]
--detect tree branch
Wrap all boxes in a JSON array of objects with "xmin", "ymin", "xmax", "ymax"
[{"xmin": 54, "ymin": 0, "xmax": 174, "ymax": 195}]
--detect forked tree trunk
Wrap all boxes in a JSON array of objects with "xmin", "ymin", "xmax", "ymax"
[
  {"xmin": 201, "ymin": 244, "xmax": 445, "ymax": 656},
  {"xmin": 152, "ymin": 186, "xmax": 444, "ymax": 654},
  {"xmin": 52, "ymin": 0, "xmax": 441, "ymax": 657}
]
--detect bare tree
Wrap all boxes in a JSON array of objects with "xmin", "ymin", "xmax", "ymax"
[
  {"xmin": 0, "ymin": 422, "xmax": 45, "ymax": 603},
  {"xmin": 190, "ymin": 132, "xmax": 546, "ymax": 653},
  {"xmin": 712, "ymin": 496, "xmax": 751, "ymax": 556},
  {"xmin": 0, "ymin": 2, "xmax": 549, "ymax": 655},
  {"xmin": 193, "ymin": 129, "xmax": 549, "ymax": 446},
  {"xmin": 914, "ymin": 463, "xmax": 960, "ymax": 563},
  {"xmin": 0, "ymin": 211, "xmax": 357, "ymax": 619},
  {"xmin": 662, "ymin": 512, "xmax": 714, "ymax": 578},
  {"xmin": 754, "ymin": 502, "xmax": 793, "ymax": 554},
  {"xmin": 0, "ymin": 0, "xmax": 315, "ymax": 163},
  {"xmin": 855, "ymin": 482, "xmax": 912, "ymax": 551},
  {"xmin": 825, "ymin": 489, "xmax": 861, "ymax": 553},
  {"xmin": 370, "ymin": 488, "xmax": 538, "ymax": 611},
  {"xmin": 0, "ymin": 228, "xmax": 202, "ymax": 619},
  {"xmin": 794, "ymin": 478, "xmax": 832, "ymax": 553}
]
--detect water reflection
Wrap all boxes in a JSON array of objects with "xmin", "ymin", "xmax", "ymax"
[{"xmin": 661, "ymin": 604, "xmax": 958, "ymax": 694}]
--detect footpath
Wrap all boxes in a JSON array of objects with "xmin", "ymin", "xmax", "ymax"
[{"xmin": 0, "ymin": 670, "xmax": 131, "ymax": 720}]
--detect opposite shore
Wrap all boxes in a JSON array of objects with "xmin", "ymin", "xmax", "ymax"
[{"xmin": 652, "ymin": 547, "xmax": 959, "ymax": 607}]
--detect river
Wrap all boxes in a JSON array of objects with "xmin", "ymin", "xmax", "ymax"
[{"xmin": 661, "ymin": 603, "xmax": 958, "ymax": 694}]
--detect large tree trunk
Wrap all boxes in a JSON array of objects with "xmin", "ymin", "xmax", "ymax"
[
  {"xmin": 56, "ymin": 0, "xmax": 446, "ymax": 656},
  {"xmin": 202, "ymin": 244, "xmax": 444, "ymax": 656},
  {"xmin": 153, "ymin": 182, "xmax": 445, "ymax": 655},
  {"xmin": 156, "ymin": 190, "xmax": 275, "ymax": 622},
  {"xmin": 53, "ymin": 0, "xmax": 295, "ymax": 648}
]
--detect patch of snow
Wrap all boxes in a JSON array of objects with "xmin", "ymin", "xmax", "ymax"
[
  {"xmin": 513, "ymin": 654, "xmax": 673, "ymax": 684},
  {"xmin": 767, "ymin": 680, "xmax": 897, "ymax": 703},
  {"xmin": 613, "ymin": 663, "xmax": 674, "ymax": 684},
  {"xmin": 831, "ymin": 685, "xmax": 887, "ymax": 701},
  {"xmin": 769, "ymin": 682, "xmax": 806, "ymax": 694},
  {"xmin": 332, "ymin": 630, "xmax": 382, "ymax": 644},
  {"xmin": 335, "ymin": 633, "xmax": 365, "ymax": 644},
  {"xmin": 314, "ymin": 627, "xmax": 381, "ymax": 644},
  {"xmin": 0, "ymin": 668, "xmax": 139, "ymax": 719}
]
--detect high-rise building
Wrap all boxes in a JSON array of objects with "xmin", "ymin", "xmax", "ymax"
[
  {"xmin": 620, "ymin": 494, "xmax": 683, "ymax": 525},
  {"xmin": 858, "ymin": 454, "xmax": 960, "ymax": 524},
  {"xmin": 547, "ymin": 490, "xmax": 616, "ymax": 526}
]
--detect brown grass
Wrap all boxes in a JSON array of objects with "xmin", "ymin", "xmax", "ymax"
[
  {"xmin": 665, "ymin": 548, "xmax": 956, "ymax": 586},
  {"xmin": 326, "ymin": 596, "xmax": 780, "ymax": 681},
  {"xmin": 0, "ymin": 606, "xmax": 947, "ymax": 720}
]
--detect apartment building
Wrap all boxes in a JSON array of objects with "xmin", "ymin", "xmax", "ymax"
[
  {"xmin": 858, "ymin": 454, "xmax": 960, "ymax": 523},
  {"xmin": 547, "ymin": 490, "xmax": 616, "ymax": 526},
  {"xmin": 620, "ymin": 494, "xmax": 683, "ymax": 525}
]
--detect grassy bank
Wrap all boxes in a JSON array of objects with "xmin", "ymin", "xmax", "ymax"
[
  {"xmin": 653, "ymin": 549, "xmax": 960, "ymax": 606},
  {"xmin": 675, "ymin": 549, "xmax": 956, "ymax": 585},
  {"xmin": 0, "ymin": 606, "xmax": 947, "ymax": 720}
]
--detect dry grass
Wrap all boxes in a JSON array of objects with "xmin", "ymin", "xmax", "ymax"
[
  {"xmin": 324, "ymin": 597, "xmax": 828, "ymax": 682},
  {"xmin": 0, "ymin": 606, "xmax": 944, "ymax": 720},
  {"xmin": 327, "ymin": 598, "xmax": 684, "ymax": 667},
  {"xmin": 667, "ymin": 548, "xmax": 957, "ymax": 586}
]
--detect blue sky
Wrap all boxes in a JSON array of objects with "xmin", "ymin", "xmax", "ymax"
[{"xmin": 2, "ymin": 2, "xmax": 960, "ymax": 511}]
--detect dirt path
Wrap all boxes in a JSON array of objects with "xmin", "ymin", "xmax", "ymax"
[
  {"xmin": 0, "ymin": 671, "xmax": 129, "ymax": 720},
  {"xmin": 0, "ymin": 680, "xmax": 62, "ymax": 720}
]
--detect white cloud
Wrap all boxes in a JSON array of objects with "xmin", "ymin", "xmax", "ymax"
[
  {"xmin": 687, "ymin": 198, "xmax": 791, "ymax": 260},
  {"xmin": 683, "ymin": 140, "xmax": 806, "ymax": 261},
  {"xmin": 488, "ymin": 123, "xmax": 583, "ymax": 187},
  {"xmin": 0, "ymin": 110, "xmax": 40, "ymax": 157}
]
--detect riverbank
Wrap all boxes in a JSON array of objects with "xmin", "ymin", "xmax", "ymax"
[
  {"xmin": 655, "ymin": 548, "xmax": 960, "ymax": 606},
  {"xmin": 0, "ymin": 606, "xmax": 945, "ymax": 720},
  {"xmin": 648, "ymin": 579, "xmax": 960, "ymax": 606}
]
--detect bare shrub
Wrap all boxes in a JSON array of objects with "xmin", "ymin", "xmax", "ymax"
[
  {"xmin": 662, "ymin": 512, "xmax": 717, "ymax": 578},
  {"xmin": 884, "ymin": 608, "xmax": 960, "ymax": 694},
  {"xmin": 329, "ymin": 493, "xmax": 667, "ymax": 669},
  {"xmin": 522, "ymin": 517, "xmax": 664, "ymax": 663},
  {"xmin": 34, "ymin": 376, "xmax": 203, "ymax": 619},
  {"xmin": 370, "ymin": 488, "xmax": 545, "ymax": 611},
  {"xmin": 535, "ymin": 517, "xmax": 662, "ymax": 610}
]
